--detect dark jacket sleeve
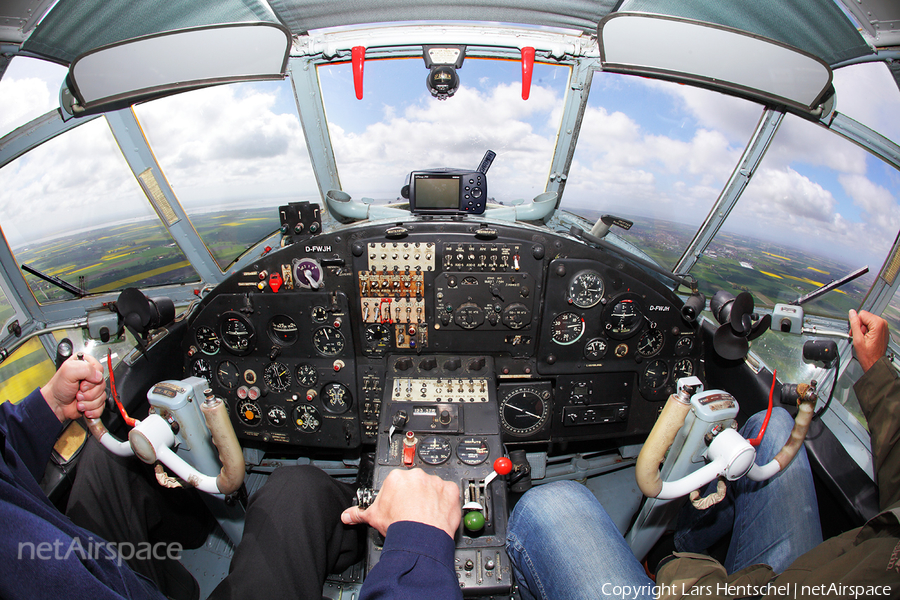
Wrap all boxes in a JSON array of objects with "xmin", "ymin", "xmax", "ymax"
[
  {"xmin": 853, "ymin": 357, "xmax": 900, "ymax": 510},
  {"xmin": 0, "ymin": 388, "xmax": 63, "ymax": 485},
  {"xmin": 360, "ymin": 521, "xmax": 462, "ymax": 600}
]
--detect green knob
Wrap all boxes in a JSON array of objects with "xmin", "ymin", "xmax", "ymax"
[{"xmin": 464, "ymin": 511, "xmax": 485, "ymax": 532}]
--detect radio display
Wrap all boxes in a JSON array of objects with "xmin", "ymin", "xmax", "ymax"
[{"xmin": 413, "ymin": 174, "xmax": 461, "ymax": 209}]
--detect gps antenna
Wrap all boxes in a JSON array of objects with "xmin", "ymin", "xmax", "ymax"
[{"xmin": 477, "ymin": 150, "xmax": 496, "ymax": 174}]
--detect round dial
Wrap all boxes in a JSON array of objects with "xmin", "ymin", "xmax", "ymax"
[
  {"xmin": 322, "ymin": 382, "xmax": 351, "ymax": 414},
  {"xmin": 293, "ymin": 405, "xmax": 321, "ymax": 433},
  {"xmin": 637, "ymin": 328, "xmax": 664, "ymax": 357},
  {"xmin": 584, "ymin": 338, "xmax": 608, "ymax": 361},
  {"xmin": 195, "ymin": 326, "xmax": 220, "ymax": 355},
  {"xmin": 606, "ymin": 298, "xmax": 643, "ymax": 338},
  {"xmin": 673, "ymin": 359, "xmax": 694, "ymax": 380},
  {"xmin": 364, "ymin": 323, "xmax": 392, "ymax": 354},
  {"xmin": 454, "ymin": 303, "xmax": 485, "ymax": 330},
  {"xmin": 267, "ymin": 406, "xmax": 288, "ymax": 427},
  {"xmin": 568, "ymin": 270, "xmax": 605, "ymax": 308},
  {"xmin": 418, "ymin": 436, "xmax": 452, "ymax": 465},
  {"xmin": 263, "ymin": 362, "xmax": 291, "ymax": 393},
  {"xmin": 216, "ymin": 361, "xmax": 240, "ymax": 389},
  {"xmin": 311, "ymin": 306, "xmax": 328, "ymax": 323},
  {"xmin": 550, "ymin": 312, "xmax": 585, "ymax": 345},
  {"xmin": 296, "ymin": 363, "xmax": 318, "ymax": 388},
  {"xmin": 642, "ymin": 360, "xmax": 670, "ymax": 389},
  {"xmin": 191, "ymin": 357, "xmax": 211, "ymax": 380},
  {"xmin": 456, "ymin": 437, "xmax": 490, "ymax": 465},
  {"xmin": 268, "ymin": 315, "xmax": 298, "ymax": 345},
  {"xmin": 220, "ymin": 312, "xmax": 255, "ymax": 355},
  {"xmin": 312, "ymin": 326, "xmax": 345, "ymax": 356},
  {"xmin": 675, "ymin": 336, "xmax": 694, "ymax": 356},
  {"xmin": 500, "ymin": 387, "xmax": 550, "ymax": 436},
  {"xmin": 501, "ymin": 303, "xmax": 531, "ymax": 329},
  {"xmin": 238, "ymin": 401, "xmax": 261, "ymax": 426}
]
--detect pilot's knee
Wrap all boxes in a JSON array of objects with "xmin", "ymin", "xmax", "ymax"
[
  {"xmin": 511, "ymin": 481, "xmax": 597, "ymax": 525},
  {"xmin": 252, "ymin": 465, "xmax": 349, "ymax": 512}
]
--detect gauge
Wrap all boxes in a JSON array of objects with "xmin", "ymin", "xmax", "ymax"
[
  {"xmin": 191, "ymin": 358, "xmax": 211, "ymax": 380},
  {"xmin": 364, "ymin": 323, "xmax": 392, "ymax": 354},
  {"xmin": 456, "ymin": 437, "xmax": 490, "ymax": 465},
  {"xmin": 642, "ymin": 360, "xmax": 669, "ymax": 389},
  {"xmin": 263, "ymin": 362, "xmax": 291, "ymax": 393},
  {"xmin": 454, "ymin": 303, "xmax": 485, "ymax": 329},
  {"xmin": 296, "ymin": 363, "xmax": 318, "ymax": 387},
  {"xmin": 237, "ymin": 401, "xmax": 261, "ymax": 426},
  {"xmin": 568, "ymin": 270, "xmax": 605, "ymax": 308},
  {"xmin": 615, "ymin": 343, "xmax": 629, "ymax": 357},
  {"xmin": 312, "ymin": 326, "xmax": 345, "ymax": 356},
  {"xmin": 322, "ymin": 382, "xmax": 351, "ymax": 414},
  {"xmin": 293, "ymin": 404, "xmax": 321, "ymax": 433},
  {"xmin": 195, "ymin": 326, "xmax": 220, "ymax": 355},
  {"xmin": 220, "ymin": 312, "xmax": 255, "ymax": 355},
  {"xmin": 584, "ymin": 338, "xmax": 608, "ymax": 361},
  {"xmin": 500, "ymin": 386, "xmax": 550, "ymax": 436},
  {"xmin": 550, "ymin": 312, "xmax": 585, "ymax": 345},
  {"xmin": 675, "ymin": 336, "xmax": 694, "ymax": 356},
  {"xmin": 673, "ymin": 359, "xmax": 694, "ymax": 380},
  {"xmin": 501, "ymin": 303, "xmax": 531, "ymax": 329},
  {"xmin": 637, "ymin": 328, "xmax": 665, "ymax": 357},
  {"xmin": 267, "ymin": 406, "xmax": 288, "ymax": 427},
  {"xmin": 311, "ymin": 306, "xmax": 328, "ymax": 323},
  {"xmin": 268, "ymin": 315, "xmax": 298, "ymax": 345},
  {"xmin": 293, "ymin": 257, "xmax": 324, "ymax": 289},
  {"xmin": 417, "ymin": 436, "xmax": 452, "ymax": 465},
  {"xmin": 605, "ymin": 298, "xmax": 643, "ymax": 338},
  {"xmin": 216, "ymin": 361, "xmax": 240, "ymax": 389}
]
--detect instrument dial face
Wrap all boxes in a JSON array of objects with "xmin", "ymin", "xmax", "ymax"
[
  {"xmin": 454, "ymin": 303, "xmax": 485, "ymax": 329},
  {"xmin": 642, "ymin": 359, "xmax": 669, "ymax": 389},
  {"xmin": 550, "ymin": 312, "xmax": 585, "ymax": 345},
  {"xmin": 216, "ymin": 361, "xmax": 240, "ymax": 389},
  {"xmin": 293, "ymin": 405, "xmax": 321, "ymax": 433},
  {"xmin": 637, "ymin": 328, "xmax": 664, "ymax": 357},
  {"xmin": 263, "ymin": 362, "xmax": 291, "ymax": 393},
  {"xmin": 322, "ymin": 383, "xmax": 351, "ymax": 414},
  {"xmin": 296, "ymin": 363, "xmax": 318, "ymax": 388},
  {"xmin": 294, "ymin": 258, "xmax": 324, "ymax": 289},
  {"xmin": 311, "ymin": 306, "xmax": 328, "ymax": 323},
  {"xmin": 191, "ymin": 357, "xmax": 211, "ymax": 380},
  {"xmin": 267, "ymin": 406, "xmax": 288, "ymax": 427},
  {"xmin": 238, "ymin": 401, "xmax": 261, "ymax": 426},
  {"xmin": 312, "ymin": 326, "xmax": 345, "ymax": 356},
  {"xmin": 456, "ymin": 437, "xmax": 490, "ymax": 465},
  {"xmin": 500, "ymin": 387, "xmax": 550, "ymax": 436},
  {"xmin": 584, "ymin": 338, "xmax": 608, "ymax": 361},
  {"xmin": 220, "ymin": 312, "xmax": 255, "ymax": 355},
  {"xmin": 268, "ymin": 315, "xmax": 298, "ymax": 345},
  {"xmin": 673, "ymin": 359, "xmax": 694, "ymax": 380},
  {"xmin": 364, "ymin": 323, "xmax": 392, "ymax": 354},
  {"xmin": 501, "ymin": 303, "xmax": 531, "ymax": 329},
  {"xmin": 417, "ymin": 436, "xmax": 452, "ymax": 465},
  {"xmin": 195, "ymin": 326, "xmax": 220, "ymax": 355},
  {"xmin": 675, "ymin": 336, "xmax": 694, "ymax": 356},
  {"xmin": 568, "ymin": 270, "xmax": 605, "ymax": 308},
  {"xmin": 605, "ymin": 298, "xmax": 643, "ymax": 338}
]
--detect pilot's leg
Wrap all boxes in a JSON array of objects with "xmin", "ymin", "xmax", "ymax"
[
  {"xmin": 674, "ymin": 407, "xmax": 822, "ymax": 574},
  {"xmin": 208, "ymin": 465, "xmax": 362, "ymax": 600},
  {"xmin": 506, "ymin": 480, "xmax": 655, "ymax": 600}
]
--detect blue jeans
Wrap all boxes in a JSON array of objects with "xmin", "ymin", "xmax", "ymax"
[{"xmin": 505, "ymin": 408, "xmax": 822, "ymax": 600}]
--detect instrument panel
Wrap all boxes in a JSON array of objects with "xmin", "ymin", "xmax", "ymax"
[{"xmin": 182, "ymin": 219, "xmax": 704, "ymax": 449}]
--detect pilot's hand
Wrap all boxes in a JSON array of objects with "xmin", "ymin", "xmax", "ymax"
[
  {"xmin": 341, "ymin": 468, "xmax": 461, "ymax": 539},
  {"xmin": 41, "ymin": 354, "xmax": 107, "ymax": 422},
  {"xmin": 849, "ymin": 309, "xmax": 890, "ymax": 373}
]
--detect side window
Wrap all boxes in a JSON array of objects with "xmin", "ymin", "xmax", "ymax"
[
  {"xmin": 0, "ymin": 338, "xmax": 55, "ymax": 405},
  {"xmin": 0, "ymin": 57, "xmax": 67, "ymax": 139}
]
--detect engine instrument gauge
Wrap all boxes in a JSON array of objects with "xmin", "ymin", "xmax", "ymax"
[
  {"xmin": 568, "ymin": 270, "xmax": 605, "ymax": 308},
  {"xmin": 311, "ymin": 306, "xmax": 328, "ymax": 323},
  {"xmin": 322, "ymin": 383, "xmax": 351, "ymax": 414},
  {"xmin": 220, "ymin": 312, "xmax": 255, "ymax": 355},
  {"xmin": 293, "ymin": 405, "xmax": 321, "ymax": 433},
  {"xmin": 191, "ymin": 358, "xmax": 211, "ymax": 380},
  {"xmin": 417, "ymin": 436, "xmax": 452, "ymax": 465},
  {"xmin": 673, "ymin": 359, "xmax": 694, "ymax": 380},
  {"xmin": 238, "ymin": 401, "xmax": 261, "ymax": 426},
  {"xmin": 584, "ymin": 338, "xmax": 608, "ymax": 360},
  {"xmin": 296, "ymin": 363, "xmax": 318, "ymax": 388},
  {"xmin": 267, "ymin": 406, "xmax": 288, "ymax": 427},
  {"xmin": 263, "ymin": 362, "xmax": 291, "ymax": 393},
  {"xmin": 364, "ymin": 323, "xmax": 392, "ymax": 354},
  {"xmin": 195, "ymin": 326, "xmax": 220, "ymax": 355},
  {"xmin": 605, "ymin": 298, "xmax": 643, "ymax": 339},
  {"xmin": 675, "ymin": 336, "xmax": 694, "ymax": 356},
  {"xmin": 216, "ymin": 361, "xmax": 240, "ymax": 389},
  {"xmin": 500, "ymin": 386, "xmax": 550, "ymax": 436},
  {"xmin": 550, "ymin": 312, "xmax": 585, "ymax": 345},
  {"xmin": 267, "ymin": 315, "xmax": 298, "ymax": 345},
  {"xmin": 312, "ymin": 326, "xmax": 345, "ymax": 356},
  {"xmin": 642, "ymin": 360, "xmax": 669, "ymax": 389},
  {"xmin": 637, "ymin": 328, "xmax": 664, "ymax": 357},
  {"xmin": 456, "ymin": 437, "xmax": 490, "ymax": 465}
]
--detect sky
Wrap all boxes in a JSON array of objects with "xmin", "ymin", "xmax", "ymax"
[{"xmin": 0, "ymin": 51, "xmax": 898, "ymax": 267}]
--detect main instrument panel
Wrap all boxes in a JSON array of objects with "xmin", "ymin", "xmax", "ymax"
[{"xmin": 183, "ymin": 219, "xmax": 704, "ymax": 450}]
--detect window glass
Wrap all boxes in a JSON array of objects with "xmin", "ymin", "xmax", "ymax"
[
  {"xmin": 885, "ymin": 286, "xmax": 900, "ymax": 349},
  {"xmin": 565, "ymin": 73, "xmax": 763, "ymax": 269},
  {"xmin": 0, "ymin": 337, "xmax": 55, "ymax": 405},
  {"xmin": 318, "ymin": 58, "xmax": 569, "ymax": 205},
  {"xmin": 0, "ymin": 118, "xmax": 199, "ymax": 303},
  {"xmin": 0, "ymin": 57, "xmax": 67, "ymax": 139},
  {"xmin": 831, "ymin": 62, "xmax": 900, "ymax": 146},
  {"xmin": 0, "ymin": 288, "xmax": 14, "ymax": 330},
  {"xmin": 134, "ymin": 81, "xmax": 315, "ymax": 269}
]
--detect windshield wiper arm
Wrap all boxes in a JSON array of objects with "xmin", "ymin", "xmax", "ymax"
[{"xmin": 21, "ymin": 263, "xmax": 87, "ymax": 298}]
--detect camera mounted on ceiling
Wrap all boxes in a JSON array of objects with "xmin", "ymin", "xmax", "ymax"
[{"xmin": 423, "ymin": 45, "xmax": 466, "ymax": 100}]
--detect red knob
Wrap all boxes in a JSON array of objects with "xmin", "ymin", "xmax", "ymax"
[{"xmin": 493, "ymin": 457, "xmax": 512, "ymax": 475}]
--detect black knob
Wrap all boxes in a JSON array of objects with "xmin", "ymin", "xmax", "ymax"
[
  {"xmin": 395, "ymin": 357, "xmax": 413, "ymax": 371},
  {"xmin": 444, "ymin": 357, "xmax": 462, "ymax": 371},
  {"xmin": 468, "ymin": 357, "xmax": 486, "ymax": 372},
  {"xmin": 420, "ymin": 357, "xmax": 437, "ymax": 371}
]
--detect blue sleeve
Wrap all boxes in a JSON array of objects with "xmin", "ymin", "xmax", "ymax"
[
  {"xmin": 361, "ymin": 521, "xmax": 462, "ymax": 600},
  {"xmin": 0, "ymin": 389, "xmax": 63, "ymax": 485}
]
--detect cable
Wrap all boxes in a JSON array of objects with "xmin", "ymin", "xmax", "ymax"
[
  {"xmin": 813, "ymin": 355, "xmax": 839, "ymax": 420},
  {"xmin": 107, "ymin": 348, "xmax": 136, "ymax": 427},
  {"xmin": 749, "ymin": 369, "xmax": 776, "ymax": 447}
]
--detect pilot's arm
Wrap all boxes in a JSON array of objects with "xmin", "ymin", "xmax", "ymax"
[{"xmin": 341, "ymin": 468, "xmax": 464, "ymax": 600}]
